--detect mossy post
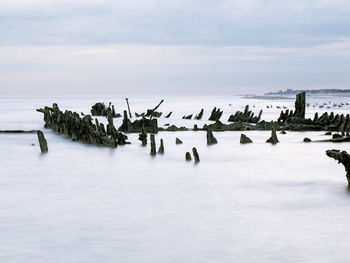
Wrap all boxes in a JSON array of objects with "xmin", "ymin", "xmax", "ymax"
[
  {"xmin": 150, "ymin": 134, "xmax": 156, "ymax": 155},
  {"xmin": 37, "ymin": 130, "xmax": 48, "ymax": 153},
  {"xmin": 295, "ymin": 92, "xmax": 306, "ymax": 118},
  {"xmin": 176, "ymin": 138, "xmax": 183, "ymax": 144},
  {"xmin": 266, "ymin": 129, "xmax": 279, "ymax": 144},
  {"xmin": 125, "ymin": 98, "xmax": 132, "ymax": 119},
  {"xmin": 185, "ymin": 152, "xmax": 192, "ymax": 161},
  {"xmin": 206, "ymin": 129, "xmax": 218, "ymax": 145},
  {"xmin": 326, "ymin": 149, "xmax": 350, "ymax": 187},
  {"xmin": 240, "ymin": 134, "xmax": 253, "ymax": 144},
  {"xmin": 158, "ymin": 138, "xmax": 164, "ymax": 154},
  {"xmin": 138, "ymin": 128, "xmax": 147, "ymax": 146},
  {"xmin": 192, "ymin": 147, "xmax": 200, "ymax": 163}
]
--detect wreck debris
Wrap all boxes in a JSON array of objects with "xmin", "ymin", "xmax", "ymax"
[
  {"xmin": 280, "ymin": 130, "xmax": 287, "ymax": 134},
  {"xmin": 303, "ymin": 137, "xmax": 312, "ymax": 142},
  {"xmin": 277, "ymin": 92, "xmax": 305, "ymax": 122},
  {"xmin": 118, "ymin": 112, "xmax": 158, "ymax": 133},
  {"xmin": 208, "ymin": 107, "xmax": 223, "ymax": 121},
  {"xmin": 194, "ymin": 109, "xmax": 204, "ymax": 120},
  {"xmin": 135, "ymin": 100, "xmax": 164, "ymax": 118},
  {"xmin": 165, "ymin": 112, "xmax": 172, "ymax": 118},
  {"xmin": 158, "ymin": 139, "xmax": 164, "ymax": 154},
  {"xmin": 326, "ymin": 149, "xmax": 350, "ymax": 186},
  {"xmin": 228, "ymin": 105, "xmax": 262, "ymax": 123},
  {"xmin": 125, "ymin": 98, "xmax": 132, "ymax": 119},
  {"xmin": 0, "ymin": 130, "xmax": 36, "ymax": 133},
  {"xmin": 295, "ymin": 92, "xmax": 306, "ymax": 118},
  {"xmin": 37, "ymin": 130, "xmax": 48, "ymax": 153},
  {"xmin": 146, "ymin": 99, "xmax": 164, "ymax": 118},
  {"xmin": 185, "ymin": 152, "xmax": 192, "ymax": 161},
  {"xmin": 91, "ymin": 102, "xmax": 121, "ymax": 118},
  {"xmin": 176, "ymin": 138, "xmax": 183, "ymax": 144},
  {"xmin": 192, "ymin": 147, "xmax": 200, "ymax": 163},
  {"xmin": 182, "ymin": 114, "xmax": 193, "ymax": 120},
  {"xmin": 240, "ymin": 134, "xmax": 253, "ymax": 144},
  {"xmin": 275, "ymin": 92, "xmax": 350, "ymax": 133},
  {"xmin": 158, "ymin": 125, "xmax": 188, "ymax": 131},
  {"xmin": 205, "ymin": 120, "xmax": 254, "ymax": 132},
  {"xmin": 138, "ymin": 128, "xmax": 147, "ymax": 146},
  {"xmin": 37, "ymin": 104, "xmax": 128, "ymax": 147},
  {"xmin": 266, "ymin": 129, "xmax": 279, "ymax": 144},
  {"xmin": 206, "ymin": 129, "xmax": 218, "ymax": 145},
  {"xmin": 150, "ymin": 134, "xmax": 156, "ymax": 155},
  {"xmin": 333, "ymin": 133, "xmax": 342, "ymax": 139},
  {"xmin": 311, "ymin": 136, "xmax": 350, "ymax": 143}
]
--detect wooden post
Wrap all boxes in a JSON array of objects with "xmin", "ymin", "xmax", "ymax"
[
  {"xmin": 192, "ymin": 147, "xmax": 200, "ymax": 163},
  {"xmin": 125, "ymin": 98, "xmax": 132, "ymax": 119},
  {"xmin": 150, "ymin": 134, "xmax": 156, "ymax": 155},
  {"xmin": 37, "ymin": 130, "xmax": 48, "ymax": 153}
]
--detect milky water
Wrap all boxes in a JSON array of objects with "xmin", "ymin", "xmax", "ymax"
[{"xmin": 1, "ymin": 95, "xmax": 350, "ymax": 263}]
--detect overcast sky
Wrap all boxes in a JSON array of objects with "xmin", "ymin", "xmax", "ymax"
[{"xmin": 0, "ymin": 0, "xmax": 349, "ymax": 95}]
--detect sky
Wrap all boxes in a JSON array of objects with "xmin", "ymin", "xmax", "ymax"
[{"xmin": 0, "ymin": 0, "xmax": 349, "ymax": 95}]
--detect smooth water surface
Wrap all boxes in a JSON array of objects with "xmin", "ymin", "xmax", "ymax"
[{"xmin": 1, "ymin": 95, "xmax": 350, "ymax": 263}]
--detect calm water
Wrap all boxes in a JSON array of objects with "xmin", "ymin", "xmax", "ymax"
[{"xmin": 1, "ymin": 95, "xmax": 350, "ymax": 263}]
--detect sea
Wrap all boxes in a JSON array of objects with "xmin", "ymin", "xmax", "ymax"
[{"xmin": 1, "ymin": 94, "xmax": 350, "ymax": 263}]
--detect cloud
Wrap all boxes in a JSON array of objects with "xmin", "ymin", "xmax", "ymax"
[
  {"xmin": 0, "ymin": 1, "xmax": 349, "ymax": 95},
  {"xmin": 0, "ymin": 0, "xmax": 349, "ymax": 47},
  {"xmin": 0, "ymin": 41, "xmax": 349, "ymax": 95}
]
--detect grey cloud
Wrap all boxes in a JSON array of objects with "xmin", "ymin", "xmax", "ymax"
[{"xmin": 0, "ymin": 0, "xmax": 349, "ymax": 47}]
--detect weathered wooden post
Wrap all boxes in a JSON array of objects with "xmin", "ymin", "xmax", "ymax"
[
  {"xmin": 37, "ymin": 130, "xmax": 48, "ymax": 153},
  {"xmin": 266, "ymin": 129, "xmax": 279, "ymax": 144},
  {"xmin": 240, "ymin": 134, "xmax": 253, "ymax": 144},
  {"xmin": 125, "ymin": 98, "xmax": 132, "ymax": 119},
  {"xmin": 176, "ymin": 138, "xmax": 183, "ymax": 144},
  {"xmin": 192, "ymin": 147, "xmax": 200, "ymax": 163},
  {"xmin": 158, "ymin": 138, "xmax": 164, "ymax": 154},
  {"xmin": 150, "ymin": 134, "xmax": 156, "ymax": 155},
  {"xmin": 206, "ymin": 129, "xmax": 218, "ymax": 145},
  {"xmin": 138, "ymin": 128, "xmax": 147, "ymax": 146},
  {"xmin": 326, "ymin": 149, "xmax": 350, "ymax": 187},
  {"xmin": 295, "ymin": 92, "xmax": 306, "ymax": 118}
]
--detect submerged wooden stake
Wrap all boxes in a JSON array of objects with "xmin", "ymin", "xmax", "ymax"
[
  {"xmin": 192, "ymin": 147, "xmax": 200, "ymax": 163},
  {"xmin": 150, "ymin": 134, "xmax": 156, "ymax": 155},
  {"xmin": 125, "ymin": 98, "xmax": 132, "ymax": 119},
  {"xmin": 158, "ymin": 138, "xmax": 164, "ymax": 154},
  {"xmin": 37, "ymin": 130, "xmax": 48, "ymax": 153}
]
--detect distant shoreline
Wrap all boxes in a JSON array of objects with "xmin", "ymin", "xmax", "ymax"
[{"xmin": 264, "ymin": 89, "xmax": 350, "ymax": 96}]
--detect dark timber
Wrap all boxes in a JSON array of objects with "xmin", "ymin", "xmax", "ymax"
[
  {"xmin": 192, "ymin": 147, "xmax": 200, "ymax": 163},
  {"xmin": 208, "ymin": 107, "xmax": 223, "ymax": 121},
  {"xmin": 91, "ymin": 102, "xmax": 120, "ymax": 118},
  {"xmin": 240, "ymin": 134, "xmax": 253, "ymax": 144},
  {"xmin": 158, "ymin": 139, "xmax": 164, "ymax": 154},
  {"xmin": 150, "ymin": 134, "xmax": 156, "ymax": 155},
  {"xmin": 37, "ymin": 104, "xmax": 128, "ymax": 147},
  {"xmin": 326, "ymin": 149, "xmax": 350, "ymax": 187},
  {"xmin": 228, "ymin": 105, "xmax": 262, "ymax": 123},
  {"xmin": 195, "ymin": 109, "xmax": 204, "ymax": 120},
  {"xmin": 0, "ymin": 130, "xmax": 36, "ymax": 133},
  {"xmin": 266, "ymin": 129, "xmax": 279, "ymax": 144},
  {"xmin": 185, "ymin": 152, "xmax": 192, "ymax": 161},
  {"xmin": 37, "ymin": 130, "xmax": 48, "ymax": 153},
  {"xmin": 138, "ymin": 128, "xmax": 147, "ymax": 146},
  {"xmin": 125, "ymin": 98, "xmax": 132, "ymax": 119},
  {"xmin": 206, "ymin": 129, "xmax": 218, "ymax": 145},
  {"xmin": 176, "ymin": 138, "xmax": 183, "ymax": 144}
]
